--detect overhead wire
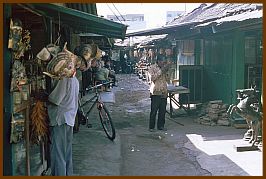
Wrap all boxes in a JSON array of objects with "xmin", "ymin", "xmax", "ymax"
[
  {"xmin": 106, "ymin": 3, "xmax": 122, "ymax": 23},
  {"xmin": 112, "ymin": 3, "xmax": 126, "ymax": 22}
]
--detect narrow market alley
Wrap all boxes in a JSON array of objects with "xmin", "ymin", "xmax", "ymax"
[
  {"xmin": 3, "ymin": 3, "xmax": 263, "ymax": 177},
  {"xmin": 72, "ymin": 74, "xmax": 263, "ymax": 176}
]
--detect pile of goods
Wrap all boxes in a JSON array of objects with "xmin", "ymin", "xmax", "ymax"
[{"xmin": 194, "ymin": 100, "xmax": 231, "ymax": 126}]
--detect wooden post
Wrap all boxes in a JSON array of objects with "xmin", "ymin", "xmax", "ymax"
[{"xmin": 25, "ymin": 105, "xmax": 30, "ymax": 176}]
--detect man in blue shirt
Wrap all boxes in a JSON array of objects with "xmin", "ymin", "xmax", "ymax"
[
  {"xmin": 46, "ymin": 45, "xmax": 81, "ymax": 176},
  {"xmin": 48, "ymin": 76, "xmax": 79, "ymax": 176}
]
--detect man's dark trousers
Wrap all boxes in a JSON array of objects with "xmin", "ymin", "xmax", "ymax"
[{"xmin": 149, "ymin": 95, "xmax": 167, "ymax": 129}]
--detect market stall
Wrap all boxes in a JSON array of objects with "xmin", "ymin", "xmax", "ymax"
[{"xmin": 3, "ymin": 3, "xmax": 127, "ymax": 176}]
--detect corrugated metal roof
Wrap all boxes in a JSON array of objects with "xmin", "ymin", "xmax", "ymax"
[
  {"xmin": 136, "ymin": 35, "xmax": 168, "ymax": 47},
  {"xmin": 196, "ymin": 9, "xmax": 262, "ymax": 28},
  {"xmin": 126, "ymin": 3, "xmax": 262, "ymax": 37},
  {"xmin": 115, "ymin": 34, "xmax": 167, "ymax": 46},
  {"xmin": 114, "ymin": 34, "xmax": 168, "ymax": 48},
  {"xmin": 169, "ymin": 3, "xmax": 262, "ymax": 25}
]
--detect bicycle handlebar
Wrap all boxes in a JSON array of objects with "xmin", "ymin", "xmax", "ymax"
[{"xmin": 80, "ymin": 81, "xmax": 113, "ymax": 93}]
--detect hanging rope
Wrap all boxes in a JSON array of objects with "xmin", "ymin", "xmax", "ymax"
[
  {"xmin": 56, "ymin": 11, "xmax": 61, "ymax": 45},
  {"xmin": 106, "ymin": 3, "xmax": 122, "ymax": 24},
  {"xmin": 54, "ymin": 35, "xmax": 61, "ymax": 45},
  {"xmin": 112, "ymin": 3, "xmax": 126, "ymax": 22}
]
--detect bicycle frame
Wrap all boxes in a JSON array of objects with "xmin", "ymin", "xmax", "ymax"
[
  {"xmin": 78, "ymin": 82, "xmax": 111, "ymax": 123},
  {"xmin": 77, "ymin": 81, "xmax": 116, "ymax": 140},
  {"xmin": 79, "ymin": 87, "xmax": 101, "ymax": 120}
]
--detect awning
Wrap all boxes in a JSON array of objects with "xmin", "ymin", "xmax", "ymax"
[
  {"xmin": 65, "ymin": 3, "xmax": 97, "ymax": 14},
  {"xmin": 27, "ymin": 3, "xmax": 127, "ymax": 39}
]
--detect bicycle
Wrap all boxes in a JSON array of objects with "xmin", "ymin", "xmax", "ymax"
[{"xmin": 76, "ymin": 82, "xmax": 116, "ymax": 141}]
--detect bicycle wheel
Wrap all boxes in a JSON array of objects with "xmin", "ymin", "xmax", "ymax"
[{"xmin": 98, "ymin": 104, "xmax": 116, "ymax": 140}]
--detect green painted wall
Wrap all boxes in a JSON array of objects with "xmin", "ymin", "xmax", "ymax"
[
  {"xmin": 231, "ymin": 30, "xmax": 245, "ymax": 103},
  {"xmin": 194, "ymin": 40, "xmax": 201, "ymax": 65},
  {"xmin": 203, "ymin": 32, "xmax": 243, "ymax": 104},
  {"xmin": 200, "ymin": 28, "xmax": 262, "ymax": 105}
]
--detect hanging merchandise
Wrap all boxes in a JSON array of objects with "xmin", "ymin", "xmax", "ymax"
[
  {"xmin": 90, "ymin": 44, "xmax": 103, "ymax": 60},
  {"xmin": 75, "ymin": 44, "xmax": 92, "ymax": 70},
  {"xmin": 42, "ymin": 41, "xmax": 103, "ymax": 79},
  {"xmin": 134, "ymin": 50, "xmax": 139, "ymax": 58},
  {"xmin": 13, "ymin": 91, "xmax": 22, "ymax": 104},
  {"xmin": 37, "ymin": 13, "xmax": 63, "ymax": 62},
  {"xmin": 10, "ymin": 60, "xmax": 28, "ymax": 92},
  {"xmin": 74, "ymin": 43, "xmax": 103, "ymax": 71},
  {"xmin": 36, "ymin": 36, "xmax": 61, "ymax": 62},
  {"xmin": 10, "ymin": 113, "xmax": 25, "ymax": 143},
  {"xmin": 43, "ymin": 42, "xmax": 80, "ymax": 79},
  {"xmin": 148, "ymin": 49, "xmax": 155, "ymax": 60},
  {"xmin": 21, "ymin": 84, "xmax": 30, "ymax": 101},
  {"xmin": 13, "ymin": 29, "xmax": 31, "ymax": 59},
  {"xmin": 78, "ymin": 44, "xmax": 92, "ymax": 61},
  {"xmin": 30, "ymin": 98, "xmax": 49, "ymax": 145},
  {"xmin": 8, "ymin": 18, "xmax": 23, "ymax": 51},
  {"xmin": 78, "ymin": 43, "xmax": 103, "ymax": 61},
  {"xmin": 8, "ymin": 18, "xmax": 31, "ymax": 59},
  {"xmin": 36, "ymin": 44, "xmax": 61, "ymax": 62}
]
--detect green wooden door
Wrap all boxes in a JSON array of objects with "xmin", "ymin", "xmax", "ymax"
[{"xmin": 179, "ymin": 65, "xmax": 203, "ymax": 104}]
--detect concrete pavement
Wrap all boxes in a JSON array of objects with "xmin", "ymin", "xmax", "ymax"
[{"xmin": 72, "ymin": 74, "xmax": 263, "ymax": 176}]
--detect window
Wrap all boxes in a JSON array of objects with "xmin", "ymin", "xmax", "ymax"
[
  {"xmin": 245, "ymin": 37, "xmax": 256, "ymax": 64},
  {"xmin": 177, "ymin": 40, "xmax": 195, "ymax": 65},
  {"xmin": 244, "ymin": 33, "xmax": 262, "ymax": 89},
  {"xmin": 183, "ymin": 40, "xmax": 194, "ymax": 54}
]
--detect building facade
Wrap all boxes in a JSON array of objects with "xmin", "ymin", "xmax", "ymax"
[{"xmin": 107, "ymin": 14, "xmax": 146, "ymax": 32}]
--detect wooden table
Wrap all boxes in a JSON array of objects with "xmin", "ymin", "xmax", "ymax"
[{"xmin": 167, "ymin": 85, "xmax": 190, "ymax": 118}]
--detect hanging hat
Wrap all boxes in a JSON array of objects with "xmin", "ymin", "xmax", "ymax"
[
  {"xmin": 73, "ymin": 45, "xmax": 92, "ymax": 72},
  {"xmin": 46, "ymin": 44, "xmax": 61, "ymax": 57},
  {"xmin": 36, "ymin": 47, "xmax": 51, "ymax": 61},
  {"xmin": 95, "ymin": 46, "xmax": 103, "ymax": 60},
  {"xmin": 90, "ymin": 44, "xmax": 102, "ymax": 60},
  {"xmin": 36, "ymin": 44, "xmax": 61, "ymax": 61},
  {"xmin": 44, "ymin": 43, "xmax": 78, "ymax": 79},
  {"xmin": 80, "ymin": 44, "xmax": 93, "ymax": 61}
]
